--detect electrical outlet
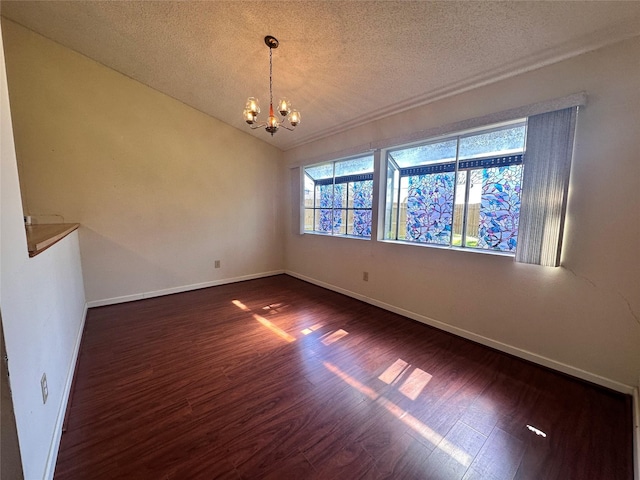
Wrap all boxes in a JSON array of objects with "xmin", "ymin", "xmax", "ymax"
[
  {"xmin": 214, "ymin": 260, "xmax": 221, "ymax": 268},
  {"xmin": 363, "ymin": 271, "xmax": 369, "ymax": 282},
  {"xmin": 40, "ymin": 373, "xmax": 48, "ymax": 404}
]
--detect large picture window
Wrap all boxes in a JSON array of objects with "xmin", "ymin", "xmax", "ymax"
[
  {"xmin": 299, "ymin": 102, "xmax": 578, "ymax": 265},
  {"xmin": 385, "ymin": 121, "xmax": 527, "ymax": 253},
  {"xmin": 304, "ymin": 155, "xmax": 374, "ymax": 238}
]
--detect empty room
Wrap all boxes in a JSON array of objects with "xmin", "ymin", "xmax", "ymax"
[{"xmin": 1, "ymin": 2, "xmax": 639, "ymax": 479}]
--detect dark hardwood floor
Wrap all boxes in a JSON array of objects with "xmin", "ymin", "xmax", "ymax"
[{"xmin": 55, "ymin": 275, "xmax": 633, "ymax": 479}]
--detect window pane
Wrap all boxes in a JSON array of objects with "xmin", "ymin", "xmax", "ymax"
[
  {"xmin": 385, "ymin": 161, "xmax": 399, "ymax": 239},
  {"xmin": 477, "ymin": 165, "xmax": 523, "ymax": 251},
  {"xmin": 315, "ymin": 184, "xmax": 346, "ymax": 234},
  {"xmin": 389, "ymin": 139, "xmax": 457, "ymax": 168},
  {"xmin": 334, "ymin": 184, "xmax": 346, "ymax": 208},
  {"xmin": 406, "ymin": 172, "xmax": 455, "ymax": 244},
  {"xmin": 314, "ymin": 208, "xmax": 333, "ymax": 233},
  {"xmin": 305, "ymin": 162, "xmax": 333, "ymax": 180},
  {"xmin": 333, "ymin": 209, "xmax": 346, "ymax": 235},
  {"xmin": 335, "ymin": 156, "xmax": 374, "ymax": 177},
  {"xmin": 398, "ymin": 176, "xmax": 409, "ymax": 240},
  {"xmin": 465, "ymin": 169, "xmax": 483, "ymax": 247},
  {"xmin": 348, "ymin": 180, "xmax": 373, "ymax": 209},
  {"xmin": 348, "ymin": 210, "xmax": 372, "ymax": 237},
  {"xmin": 304, "ymin": 208, "xmax": 315, "ymax": 231},
  {"xmin": 383, "ymin": 121, "xmax": 526, "ymax": 252},
  {"xmin": 317, "ymin": 184, "xmax": 332, "ymax": 208},
  {"xmin": 452, "ymin": 171, "xmax": 467, "ymax": 247},
  {"xmin": 459, "ymin": 124, "xmax": 526, "ymax": 160},
  {"xmin": 305, "ymin": 157, "xmax": 373, "ymax": 238},
  {"xmin": 316, "ymin": 183, "xmax": 344, "ymax": 210},
  {"xmin": 304, "ymin": 175, "xmax": 315, "ymax": 208},
  {"xmin": 316, "ymin": 209, "xmax": 332, "ymax": 233}
]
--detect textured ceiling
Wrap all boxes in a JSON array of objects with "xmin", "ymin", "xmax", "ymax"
[{"xmin": 2, "ymin": 1, "xmax": 640, "ymax": 151}]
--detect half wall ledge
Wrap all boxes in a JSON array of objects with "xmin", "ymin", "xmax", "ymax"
[{"xmin": 26, "ymin": 223, "xmax": 80, "ymax": 257}]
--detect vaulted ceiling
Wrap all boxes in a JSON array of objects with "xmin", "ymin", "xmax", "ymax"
[{"xmin": 2, "ymin": 1, "xmax": 640, "ymax": 151}]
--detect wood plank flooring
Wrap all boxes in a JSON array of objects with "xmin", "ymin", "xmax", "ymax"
[{"xmin": 55, "ymin": 275, "xmax": 633, "ymax": 479}]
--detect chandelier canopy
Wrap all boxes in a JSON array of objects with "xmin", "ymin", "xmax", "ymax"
[{"xmin": 243, "ymin": 36, "xmax": 301, "ymax": 136}]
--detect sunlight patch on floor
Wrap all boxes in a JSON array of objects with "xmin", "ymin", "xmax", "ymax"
[
  {"xmin": 253, "ymin": 314, "xmax": 296, "ymax": 343},
  {"xmin": 323, "ymin": 361, "xmax": 473, "ymax": 468},
  {"xmin": 232, "ymin": 299, "xmax": 249, "ymax": 311},
  {"xmin": 379, "ymin": 358, "xmax": 409, "ymax": 384},
  {"xmin": 324, "ymin": 361, "xmax": 380, "ymax": 401},
  {"xmin": 301, "ymin": 322, "xmax": 324, "ymax": 335},
  {"xmin": 232, "ymin": 299, "xmax": 295, "ymax": 343},
  {"xmin": 262, "ymin": 302, "xmax": 287, "ymax": 313},
  {"xmin": 321, "ymin": 329, "xmax": 349, "ymax": 345},
  {"xmin": 526, "ymin": 424, "xmax": 547, "ymax": 437},
  {"xmin": 398, "ymin": 368, "xmax": 432, "ymax": 400},
  {"xmin": 379, "ymin": 359, "xmax": 432, "ymax": 400}
]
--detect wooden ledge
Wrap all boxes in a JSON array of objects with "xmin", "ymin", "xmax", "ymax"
[{"xmin": 26, "ymin": 223, "xmax": 80, "ymax": 257}]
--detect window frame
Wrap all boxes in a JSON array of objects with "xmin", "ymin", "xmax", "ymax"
[
  {"xmin": 381, "ymin": 119, "xmax": 528, "ymax": 255},
  {"xmin": 303, "ymin": 154, "xmax": 375, "ymax": 240}
]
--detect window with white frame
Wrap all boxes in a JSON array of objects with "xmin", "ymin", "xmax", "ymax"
[
  {"xmin": 298, "ymin": 102, "xmax": 578, "ymax": 266},
  {"xmin": 304, "ymin": 155, "xmax": 374, "ymax": 238},
  {"xmin": 384, "ymin": 121, "xmax": 527, "ymax": 253}
]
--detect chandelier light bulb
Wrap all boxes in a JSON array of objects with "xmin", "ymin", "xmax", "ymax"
[
  {"xmin": 289, "ymin": 110, "xmax": 301, "ymax": 127},
  {"xmin": 243, "ymin": 108, "xmax": 256, "ymax": 124},
  {"xmin": 277, "ymin": 98, "xmax": 291, "ymax": 116},
  {"xmin": 265, "ymin": 115, "xmax": 279, "ymax": 135},
  {"xmin": 245, "ymin": 97, "xmax": 260, "ymax": 115}
]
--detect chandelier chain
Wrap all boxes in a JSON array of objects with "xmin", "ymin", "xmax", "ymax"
[{"xmin": 269, "ymin": 47, "xmax": 273, "ymax": 108}]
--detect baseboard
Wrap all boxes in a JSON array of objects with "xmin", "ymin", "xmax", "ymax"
[
  {"xmin": 633, "ymin": 386, "xmax": 639, "ymax": 480},
  {"xmin": 86, "ymin": 270, "xmax": 286, "ymax": 308},
  {"xmin": 285, "ymin": 270, "xmax": 635, "ymax": 395},
  {"xmin": 42, "ymin": 302, "xmax": 88, "ymax": 480}
]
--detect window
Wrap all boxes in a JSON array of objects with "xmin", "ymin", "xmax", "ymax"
[
  {"xmin": 304, "ymin": 155, "xmax": 374, "ymax": 238},
  {"xmin": 384, "ymin": 121, "xmax": 527, "ymax": 253},
  {"xmin": 298, "ymin": 101, "xmax": 579, "ymax": 266}
]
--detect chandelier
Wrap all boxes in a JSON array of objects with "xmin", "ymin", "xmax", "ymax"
[{"xmin": 243, "ymin": 36, "xmax": 301, "ymax": 136}]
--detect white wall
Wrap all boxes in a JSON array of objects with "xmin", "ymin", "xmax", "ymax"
[
  {"xmin": 1, "ymin": 21, "xmax": 87, "ymax": 480},
  {"xmin": 284, "ymin": 36, "xmax": 640, "ymax": 390},
  {"xmin": 2, "ymin": 19, "xmax": 285, "ymax": 305}
]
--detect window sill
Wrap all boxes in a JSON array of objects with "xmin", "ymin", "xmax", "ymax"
[
  {"xmin": 379, "ymin": 238, "xmax": 515, "ymax": 258},
  {"xmin": 26, "ymin": 223, "xmax": 80, "ymax": 257},
  {"xmin": 302, "ymin": 231, "xmax": 371, "ymax": 241}
]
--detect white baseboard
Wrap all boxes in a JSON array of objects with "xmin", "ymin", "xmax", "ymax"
[
  {"xmin": 285, "ymin": 270, "xmax": 635, "ymax": 395},
  {"xmin": 42, "ymin": 302, "xmax": 88, "ymax": 480},
  {"xmin": 86, "ymin": 270, "xmax": 286, "ymax": 308},
  {"xmin": 633, "ymin": 386, "xmax": 639, "ymax": 480}
]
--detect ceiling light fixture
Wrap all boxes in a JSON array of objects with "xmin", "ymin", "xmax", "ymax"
[{"xmin": 243, "ymin": 35, "xmax": 301, "ymax": 136}]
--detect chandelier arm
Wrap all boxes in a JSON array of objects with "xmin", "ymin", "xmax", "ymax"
[
  {"xmin": 279, "ymin": 123, "xmax": 295, "ymax": 131},
  {"xmin": 249, "ymin": 122, "xmax": 268, "ymax": 130}
]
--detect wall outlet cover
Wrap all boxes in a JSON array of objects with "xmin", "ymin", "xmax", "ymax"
[{"xmin": 40, "ymin": 373, "xmax": 48, "ymax": 404}]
